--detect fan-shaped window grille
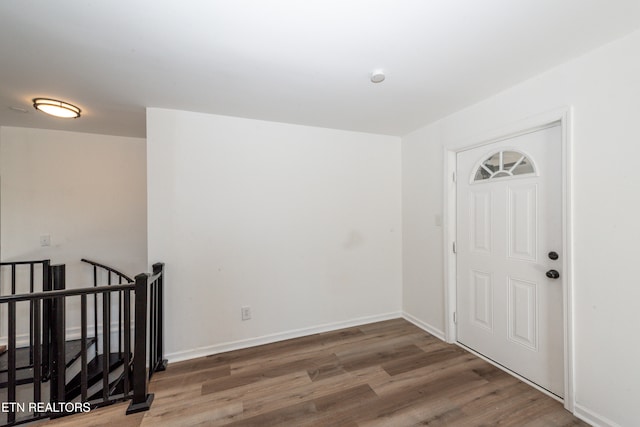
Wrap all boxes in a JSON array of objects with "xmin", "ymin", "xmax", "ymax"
[{"xmin": 473, "ymin": 150, "xmax": 535, "ymax": 182}]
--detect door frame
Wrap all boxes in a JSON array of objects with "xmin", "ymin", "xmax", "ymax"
[{"xmin": 442, "ymin": 106, "xmax": 574, "ymax": 411}]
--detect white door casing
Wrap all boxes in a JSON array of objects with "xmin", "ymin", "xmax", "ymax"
[{"xmin": 456, "ymin": 124, "xmax": 564, "ymax": 397}]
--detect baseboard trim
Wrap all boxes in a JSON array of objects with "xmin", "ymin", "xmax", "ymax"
[
  {"xmin": 574, "ymin": 403, "xmax": 620, "ymax": 427},
  {"xmin": 401, "ymin": 312, "xmax": 446, "ymax": 341},
  {"xmin": 165, "ymin": 311, "xmax": 402, "ymax": 363}
]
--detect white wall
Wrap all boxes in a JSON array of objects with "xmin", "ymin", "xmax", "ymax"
[
  {"xmin": 401, "ymin": 124, "xmax": 445, "ymax": 338},
  {"xmin": 402, "ymin": 29, "xmax": 640, "ymax": 426},
  {"xmin": 147, "ymin": 108, "xmax": 402, "ymax": 361},
  {"xmin": 0, "ymin": 126, "xmax": 147, "ymax": 339}
]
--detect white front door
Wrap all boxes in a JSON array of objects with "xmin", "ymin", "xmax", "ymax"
[{"xmin": 456, "ymin": 124, "xmax": 564, "ymax": 397}]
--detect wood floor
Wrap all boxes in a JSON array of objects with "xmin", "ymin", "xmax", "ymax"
[{"xmin": 41, "ymin": 319, "xmax": 588, "ymax": 426}]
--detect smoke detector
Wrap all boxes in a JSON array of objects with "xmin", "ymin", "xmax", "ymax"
[{"xmin": 370, "ymin": 69, "xmax": 386, "ymax": 83}]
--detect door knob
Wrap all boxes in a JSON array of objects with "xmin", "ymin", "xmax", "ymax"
[{"xmin": 546, "ymin": 269, "xmax": 560, "ymax": 279}]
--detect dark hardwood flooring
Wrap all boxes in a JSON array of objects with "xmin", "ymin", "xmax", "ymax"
[{"xmin": 42, "ymin": 319, "xmax": 588, "ymax": 426}]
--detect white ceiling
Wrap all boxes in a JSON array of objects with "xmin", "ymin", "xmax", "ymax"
[{"xmin": 1, "ymin": 0, "xmax": 639, "ymax": 138}]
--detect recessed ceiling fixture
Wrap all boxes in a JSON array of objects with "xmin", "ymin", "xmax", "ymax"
[
  {"xmin": 370, "ymin": 69, "xmax": 386, "ymax": 83},
  {"xmin": 33, "ymin": 98, "xmax": 81, "ymax": 118}
]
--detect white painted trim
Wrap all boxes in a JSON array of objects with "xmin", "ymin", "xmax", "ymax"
[
  {"xmin": 560, "ymin": 107, "xmax": 576, "ymax": 413},
  {"xmin": 574, "ymin": 404, "xmax": 621, "ymax": 427},
  {"xmin": 443, "ymin": 148, "xmax": 457, "ymax": 344},
  {"xmin": 442, "ymin": 106, "xmax": 575, "ymax": 412},
  {"xmin": 401, "ymin": 311, "xmax": 446, "ymax": 341},
  {"xmin": 165, "ymin": 311, "xmax": 402, "ymax": 363}
]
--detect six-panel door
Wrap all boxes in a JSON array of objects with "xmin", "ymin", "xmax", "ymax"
[{"xmin": 456, "ymin": 125, "xmax": 564, "ymax": 397}]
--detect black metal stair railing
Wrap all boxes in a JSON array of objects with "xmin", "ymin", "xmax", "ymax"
[
  {"xmin": 0, "ymin": 260, "xmax": 52, "ymax": 372},
  {"xmin": 0, "ymin": 260, "xmax": 52, "ymax": 296},
  {"xmin": 80, "ymin": 258, "xmax": 133, "ymax": 360},
  {"xmin": 0, "ymin": 261, "xmax": 166, "ymax": 427},
  {"xmin": 127, "ymin": 263, "xmax": 167, "ymax": 414}
]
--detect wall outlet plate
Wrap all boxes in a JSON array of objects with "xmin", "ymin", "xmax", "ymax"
[
  {"xmin": 241, "ymin": 306, "xmax": 251, "ymax": 321},
  {"xmin": 40, "ymin": 234, "xmax": 51, "ymax": 247}
]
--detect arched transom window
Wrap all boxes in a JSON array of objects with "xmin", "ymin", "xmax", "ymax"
[{"xmin": 473, "ymin": 150, "xmax": 535, "ymax": 182}]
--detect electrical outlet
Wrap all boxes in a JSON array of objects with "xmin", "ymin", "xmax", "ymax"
[
  {"xmin": 241, "ymin": 306, "xmax": 251, "ymax": 321},
  {"xmin": 40, "ymin": 234, "xmax": 51, "ymax": 247}
]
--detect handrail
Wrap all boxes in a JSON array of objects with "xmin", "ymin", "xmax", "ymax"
[
  {"xmin": 0, "ymin": 259, "xmax": 50, "ymax": 266},
  {"xmin": 0, "ymin": 283, "xmax": 135, "ymax": 302},
  {"xmin": 81, "ymin": 258, "xmax": 134, "ymax": 283}
]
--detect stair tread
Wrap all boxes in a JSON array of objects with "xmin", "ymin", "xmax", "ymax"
[
  {"xmin": 65, "ymin": 352, "xmax": 125, "ymax": 397},
  {"xmin": 0, "ymin": 338, "xmax": 97, "ymax": 389},
  {"xmin": 87, "ymin": 370, "xmax": 129, "ymax": 401},
  {"xmin": 0, "ymin": 337, "xmax": 96, "ymax": 373}
]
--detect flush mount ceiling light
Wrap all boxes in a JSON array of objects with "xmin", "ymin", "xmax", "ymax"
[
  {"xmin": 370, "ymin": 69, "xmax": 386, "ymax": 83},
  {"xmin": 33, "ymin": 98, "xmax": 81, "ymax": 118}
]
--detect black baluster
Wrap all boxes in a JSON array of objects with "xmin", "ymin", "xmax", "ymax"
[
  {"xmin": 118, "ymin": 275, "xmax": 122, "ymax": 357},
  {"xmin": 8, "ymin": 301, "xmax": 17, "ymax": 425},
  {"xmin": 93, "ymin": 266, "xmax": 98, "ymax": 346},
  {"xmin": 33, "ymin": 298, "xmax": 42, "ymax": 406},
  {"xmin": 102, "ymin": 291, "xmax": 110, "ymax": 401},
  {"xmin": 42, "ymin": 263, "xmax": 51, "ymax": 381},
  {"xmin": 153, "ymin": 263, "xmax": 166, "ymax": 372},
  {"xmin": 81, "ymin": 295, "xmax": 88, "ymax": 401},
  {"xmin": 123, "ymin": 289, "xmax": 131, "ymax": 395},
  {"xmin": 149, "ymin": 281, "xmax": 156, "ymax": 374},
  {"xmin": 50, "ymin": 265, "xmax": 66, "ymax": 404},
  {"xmin": 11, "ymin": 264, "xmax": 16, "ymax": 295},
  {"xmin": 29, "ymin": 264, "xmax": 35, "ymax": 365}
]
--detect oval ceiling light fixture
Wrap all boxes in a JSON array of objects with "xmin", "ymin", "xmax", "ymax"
[
  {"xmin": 33, "ymin": 98, "xmax": 81, "ymax": 118},
  {"xmin": 370, "ymin": 69, "xmax": 386, "ymax": 83}
]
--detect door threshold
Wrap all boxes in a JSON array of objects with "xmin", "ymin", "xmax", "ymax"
[{"xmin": 456, "ymin": 341, "xmax": 564, "ymax": 404}]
